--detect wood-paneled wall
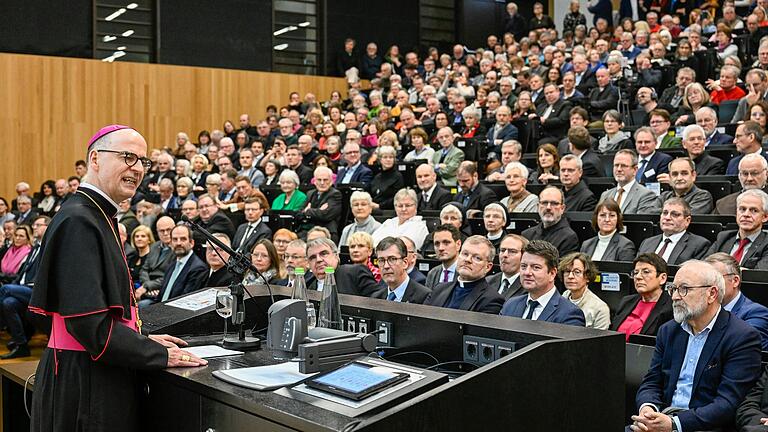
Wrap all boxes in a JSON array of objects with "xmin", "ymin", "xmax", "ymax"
[{"xmin": 0, "ymin": 53, "xmax": 347, "ymax": 199}]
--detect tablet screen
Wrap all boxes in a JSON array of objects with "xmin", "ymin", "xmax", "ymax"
[{"xmin": 312, "ymin": 363, "xmax": 400, "ymax": 394}]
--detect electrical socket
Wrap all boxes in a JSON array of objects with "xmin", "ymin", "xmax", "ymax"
[
  {"xmin": 357, "ymin": 317, "xmax": 372, "ymax": 334},
  {"xmin": 341, "ymin": 315, "xmax": 356, "ymax": 333},
  {"xmin": 462, "ymin": 335, "xmax": 516, "ymax": 366},
  {"xmin": 376, "ymin": 321, "xmax": 393, "ymax": 346},
  {"xmin": 463, "ymin": 338, "xmax": 479, "ymax": 362}
]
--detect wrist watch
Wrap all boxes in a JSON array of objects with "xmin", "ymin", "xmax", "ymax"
[{"xmin": 670, "ymin": 416, "xmax": 679, "ymax": 432}]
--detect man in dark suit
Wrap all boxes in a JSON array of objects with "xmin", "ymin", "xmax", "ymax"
[
  {"xmin": 631, "ymin": 260, "xmax": 762, "ymax": 432},
  {"xmin": 697, "ymin": 106, "xmax": 733, "ymax": 147},
  {"xmin": 140, "ymin": 225, "xmax": 209, "ymax": 307},
  {"xmin": 727, "ymin": 121, "xmax": 768, "ymax": 176},
  {"xmin": 140, "ymin": 152, "xmax": 176, "ymax": 196},
  {"xmin": 572, "ymin": 54, "xmax": 597, "ymax": 95},
  {"xmin": 285, "ymin": 145, "xmax": 314, "ymax": 186},
  {"xmin": 521, "ymin": 186, "xmax": 580, "ymax": 255},
  {"xmin": 499, "ymin": 240, "xmax": 585, "ymax": 326},
  {"xmin": 136, "ymin": 216, "xmax": 175, "ymax": 301},
  {"xmin": 560, "ymin": 155, "xmax": 597, "ymax": 212},
  {"xmin": 706, "ymin": 253, "xmax": 768, "ymax": 351},
  {"xmin": 416, "ymin": 164, "xmax": 452, "ymax": 212},
  {"xmin": 587, "ymin": 68, "xmax": 619, "ymax": 121},
  {"xmin": 306, "ymin": 238, "xmax": 382, "ymax": 297},
  {"xmin": 715, "ymin": 154, "xmax": 768, "ymax": 215},
  {"xmin": 232, "ymin": 197, "xmax": 272, "ymax": 253},
  {"xmin": 533, "ymin": 83, "xmax": 572, "ymax": 144},
  {"xmin": 298, "ymin": 167, "xmax": 343, "ymax": 242},
  {"xmin": 486, "ymin": 106, "xmax": 518, "ymax": 159},
  {"xmin": 401, "ymin": 237, "xmax": 426, "ymax": 286},
  {"xmin": 336, "ymin": 142, "xmax": 373, "ymax": 186},
  {"xmin": 374, "ymin": 237, "xmax": 431, "ymax": 304},
  {"xmin": 283, "ymin": 239, "xmax": 315, "ymax": 288},
  {"xmin": 205, "ymin": 233, "xmax": 235, "ymax": 288},
  {"xmin": 0, "ymin": 215, "xmax": 48, "ymax": 358},
  {"xmin": 567, "ymin": 125, "xmax": 603, "ymax": 178},
  {"xmin": 193, "ymin": 194, "xmax": 235, "ymax": 260},
  {"xmin": 453, "ymin": 161, "xmax": 497, "ymax": 214},
  {"xmin": 425, "ymin": 235, "xmax": 505, "ymax": 314},
  {"xmin": 634, "ymin": 127, "xmax": 672, "ymax": 185},
  {"xmin": 638, "ymin": 198, "xmax": 711, "ymax": 265},
  {"xmin": 681, "ymin": 124, "xmax": 724, "ymax": 176},
  {"xmin": 13, "ymin": 196, "xmax": 39, "ymax": 227},
  {"xmin": 425, "ymin": 224, "xmax": 462, "ymax": 289},
  {"xmin": 486, "ymin": 234, "xmax": 527, "ymax": 300},
  {"xmin": 707, "ymin": 189, "xmax": 768, "ymax": 270},
  {"xmin": 658, "ymin": 158, "xmax": 713, "ymax": 214}
]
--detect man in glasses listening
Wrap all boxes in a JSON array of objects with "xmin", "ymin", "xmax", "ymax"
[
  {"xmin": 374, "ymin": 237, "xmax": 430, "ymax": 304},
  {"xmin": 631, "ymin": 260, "xmax": 761, "ymax": 432}
]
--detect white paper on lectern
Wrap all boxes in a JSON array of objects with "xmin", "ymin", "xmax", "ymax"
[{"xmin": 185, "ymin": 345, "xmax": 243, "ymax": 358}]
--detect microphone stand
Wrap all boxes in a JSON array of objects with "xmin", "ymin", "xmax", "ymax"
[{"xmin": 182, "ymin": 216, "xmax": 266, "ymax": 350}]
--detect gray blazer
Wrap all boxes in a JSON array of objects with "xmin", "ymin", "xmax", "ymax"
[
  {"xmin": 485, "ymin": 273, "xmax": 524, "ymax": 300},
  {"xmin": 637, "ymin": 231, "xmax": 712, "ymax": 265},
  {"xmin": 426, "ymin": 264, "xmax": 457, "ymax": 289},
  {"xmin": 659, "ymin": 186, "xmax": 713, "ymax": 215},
  {"xmin": 580, "ymin": 232, "xmax": 637, "ymax": 261},
  {"xmin": 138, "ymin": 241, "xmax": 175, "ymax": 291},
  {"xmin": 599, "ymin": 182, "xmax": 662, "ymax": 215}
]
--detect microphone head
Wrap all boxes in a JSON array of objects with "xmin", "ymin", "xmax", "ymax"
[{"xmin": 179, "ymin": 214, "xmax": 190, "ymax": 223}]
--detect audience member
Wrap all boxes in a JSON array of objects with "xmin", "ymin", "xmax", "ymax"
[
  {"xmin": 638, "ymin": 198, "xmax": 712, "ymax": 265},
  {"xmin": 559, "ymin": 252, "xmax": 610, "ymax": 329},
  {"xmin": 611, "ymin": 253, "xmax": 673, "ymax": 340},
  {"xmin": 521, "ymin": 186, "xmax": 579, "ymax": 254},
  {"xmin": 581, "ymin": 199, "xmax": 636, "ymax": 261}
]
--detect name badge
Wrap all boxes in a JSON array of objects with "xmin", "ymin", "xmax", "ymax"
[{"xmin": 643, "ymin": 168, "xmax": 656, "ymax": 178}]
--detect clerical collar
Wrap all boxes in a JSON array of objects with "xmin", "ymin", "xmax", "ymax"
[{"xmin": 79, "ymin": 183, "xmax": 120, "ymax": 213}]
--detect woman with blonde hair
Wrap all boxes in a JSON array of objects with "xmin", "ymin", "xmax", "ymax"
[
  {"xmin": 673, "ymin": 82, "xmax": 711, "ymax": 126},
  {"xmin": 347, "ymin": 232, "xmax": 380, "ymax": 282}
]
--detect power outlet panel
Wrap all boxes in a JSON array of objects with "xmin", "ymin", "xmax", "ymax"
[
  {"xmin": 376, "ymin": 321, "xmax": 393, "ymax": 346},
  {"xmin": 462, "ymin": 336, "xmax": 517, "ymax": 366}
]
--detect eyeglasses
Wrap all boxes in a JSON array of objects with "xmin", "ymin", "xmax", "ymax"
[
  {"xmin": 198, "ymin": 203, "xmax": 215, "ymax": 210},
  {"xmin": 284, "ymin": 254, "xmax": 305, "ymax": 261},
  {"xmin": 274, "ymin": 239, "xmax": 291, "ymax": 245},
  {"xmin": 666, "ymin": 283, "xmax": 711, "ymax": 297},
  {"xmin": 308, "ymin": 249, "xmax": 333, "ymax": 262},
  {"xmin": 562, "ymin": 269, "xmax": 584, "ymax": 277},
  {"xmin": 630, "ymin": 268, "xmax": 657, "ymax": 278},
  {"xmin": 459, "ymin": 250, "xmax": 487, "ymax": 264},
  {"xmin": 539, "ymin": 201, "xmax": 562, "ymax": 207},
  {"xmin": 97, "ymin": 150, "xmax": 153, "ymax": 172},
  {"xmin": 377, "ymin": 256, "xmax": 404, "ymax": 267}
]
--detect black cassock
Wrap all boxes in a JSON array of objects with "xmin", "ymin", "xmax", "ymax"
[{"xmin": 29, "ymin": 185, "xmax": 167, "ymax": 432}]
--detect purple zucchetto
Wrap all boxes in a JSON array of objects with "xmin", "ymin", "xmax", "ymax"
[{"xmin": 87, "ymin": 124, "xmax": 133, "ymax": 149}]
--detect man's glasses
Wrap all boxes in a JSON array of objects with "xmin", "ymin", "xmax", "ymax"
[
  {"xmin": 97, "ymin": 150, "xmax": 152, "ymax": 172},
  {"xmin": 665, "ymin": 283, "xmax": 711, "ymax": 297},
  {"xmin": 377, "ymin": 256, "xmax": 404, "ymax": 267}
]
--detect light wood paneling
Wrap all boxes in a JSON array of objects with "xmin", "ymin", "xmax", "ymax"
[{"xmin": 0, "ymin": 53, "xmax": 347, "ymax": 199}]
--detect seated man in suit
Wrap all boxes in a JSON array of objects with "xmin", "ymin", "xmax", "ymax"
[
  {"xmin": 306, "ymin": 237, "xmax": 382, "ymax": 297},
  {"xmin": 336, "ymin": 141, "xmax": 373, "ymax": 186},
  {"xmin": 432, "ymin": 127, "xmax": 466, "ymax": 186},
  {"xmin": 560, "ymin": 155, "xmax": 597, "ymax": 213},
  {"xmin": 194, "ymin": 194, "xmax": 235, "ymax": 259},
  {"xmin": 424, "ymin": 235, "xmax": 505, "ymax": 314},
  {"xmin": 521, "ymin": 186, "xmax": 579, "ymax": 255},
  {"xmin": 638, "ymin": 198, "xmax": 712, "ymax": 265},
  {"xmin": 599, "ymin": 149, "xmax": 663, "ymax": 215},
  {"xmin": 531, "ymin": 82, "xmax": 571, "ymax": 144},
  {"xmin": 499, "ymin": 240, "xmax": 585, "ymax": 326},
  {"xmin": 707, "ymin": 189, "xmax": 768, "ymax": 270},
  {"xmin": 696, "ymin": 107, "xmax": 733, "ymax": 147},
  {"xmin": 630, "ymin": 260, "xmax": 762, "ymax": 432},
  {"xmin": 232, "ymin": 196, "xmax": 272, "ymax": 253},
  {"xmin": 283, "ymin": 145, "xmax": 313, "ymax": 187},
  {"xmin": 634, "ymin": 126, "xmax": 673, "ymax": 185},
  {"xmin": 658, "ymin": 158, "xmax": 714, "ymax": 214},
  {"xmin": 0, "ymin": 215, "xmax": 48, "ymax": 358},
  {"xmin": 587, "ymin": 67, "xmax": 619, "ymax": 122},
  {"xmin": 706, "ymin": 253, "xmax": 768, "ymax": 351},
  {"xmin": 284, "ymin": 239, "xmax": 315, "ymax": 288},
  {"xmin": 205, "ymin": 233, "xmax": 234, "ymax": 288},
  {"xmin": 681, "ymin": 124, "xmax": 724, "ymax": 176},
  {"xmin": 727, "ymin": 121, "xmax": 768, "ymax": 176},
  {"xmin": 716, "ymin": 153, "xmax": 768, "ymax": 215},
  {"xmin": 416, "ymin": 164, "xmax": 452, "ymax": 212},
  {"xmin": 139, "ymin": 224, "xmax": 209, "ymax": 307},
  {"xmin": 486, "ymin": 140, "xmax": 523, "ymax": 182},
  {"xmin": 425, "ymin": 224, "xmax": 462, "ymax": 289},
  {"xmin": 736, "ymin": 366, "xmax": 768, "ymax": 430},
  {"xmin": 135, "ymin": 216, "xmax": 175, "ymax": 302},
  {"xmin": 486, "ymin": 234, "xmax": 528, "ymax": 300},
  {"xmin": 402, "ymin": 236, "xmax": 427, "ymax": 285},
  {"xmin": 297, "ymin": 167, "xmax": 343, "ymax": 242},
  {"xmin": 374, "ymin": 237, "xmax": 431, "ymax": 304},
  {"xmin": 13, "ymin": 196, "xmax": 39, "ymax": 227},
  {"xmin": 486, "ymin": 105, "xmax": 518, "ymax": 160},
  {"xmin": 454, "ymin": 161, "xmax": 497, "ymax": 215},
  {"xmin": 566, "ymin": 125, "xmax": 602, "ymax": 178}
]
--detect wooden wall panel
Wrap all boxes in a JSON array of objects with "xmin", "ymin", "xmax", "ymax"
[{"xmin": 0, "ymin": 53, "xmax": 347, "ymax": 199}]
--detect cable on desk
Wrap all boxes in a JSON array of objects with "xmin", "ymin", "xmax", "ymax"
[
  {"xmin": 425, "ymin": 361, "xmax": 478, "ymax": 372},
  {"xmin": 381, "ymin": 350, "xmax": 440, "ymax": 366},
  {"xmin": 24, "ymin": 373, "xmax": 34, "ymax": 418}
]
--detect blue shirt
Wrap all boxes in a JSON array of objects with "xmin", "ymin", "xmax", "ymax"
[
  {"xmin": 670, "ymin": 308, "xmax": 721, "ymax": 430},
  {"xmin": 342, "ymin": 162, "xmax": 360, "ymax": 183},
  {"xmin": 387, "ymin": 276, "xmax": 410, "ymax": 302},
  {"xmin": 445, "ymin": 279, "xmax": 478, "ymax": 309}
]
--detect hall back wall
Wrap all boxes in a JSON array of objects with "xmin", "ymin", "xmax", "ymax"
[{"xmin": 0, "ymin": 53, "xmax": 346, "ymax": 199}]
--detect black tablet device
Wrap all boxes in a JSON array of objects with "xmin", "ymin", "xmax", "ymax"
[{"xmin": 304, "ymin": 361, "xmax": 409, "ymax": 401}]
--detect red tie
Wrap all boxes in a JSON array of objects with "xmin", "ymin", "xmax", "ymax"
[{"xmin": 733, "ymin": 238, "xmax": 751, "ymax": 264}]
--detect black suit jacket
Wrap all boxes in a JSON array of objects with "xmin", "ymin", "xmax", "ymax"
[
  {"xmin": 206, "ymin": 267, "xmax": 235, "ymax": 288},
  {"xmin": 692, "ymin": 152, "xmax": 725, "ymax": 176},
  {"xmin": 537, "ymin": 99, "xmax": 572, "ymax": 140},
  {"xmin": 522, "ymin": 217, "xmax": 580, "ymax": 255},
  {"xmin": 453, "ymin": 183, "xmax": 497, "ymax": 212},
  {"xmin": 155, "ymin": 253, "xmax": 209, "ymax": 302},
  {"xmin": 576, "ymin": 69, "xmax": 597, "ymax": 95},
  {"xmin": 580, "ymin": 232, "xmax": 637, "ymax": 261},
  {"xmin": 138, "ymin": 242, "xmax": 175, "ymax": 291},
  {"xmin": 418, "ymin": 186, "xmax": 452, "ymax": 212},
  {"xmin": 308, "ymin": 264, "xmax": 384, "ymax": 298},
  {"xmin": 13, "ymin": 244, "xmax": 41, "ymax": 286},
  {"xmin": 564, "ymin": 180, "xmax": 597, "ymax": 212},
  {"xmin": 610, "ymin": 291, "xmax": 673, "ymax": 336},
  {"xmin": 195, "ymin": 212, "xmax": 236, "ymax": 259},
  {"xmin": 638, "ymin": 231, "xmax": 711, "ymax": 265},
  {"xmin": 376, "ymin": 278, "xmax": 431, "ymax": 304},
  {"xmin": 300, "ymin": 188, "xmax": 343, "ymax": 241},
  {"xmin": 232, "ymin": 221, "xmax": 272, "ymax": 253},
  {"xmin": 424, "ymin": 278, "xmax": 505, "ymax": 314},
  {"xmin": 408, "ymin": 267, "xmax": 427, "ymax": 285},
  {"xmin": 588, "ymin": 85, "xmax": 619, "ymax": 120},
  {"xmin": 706, "ymin": 230, "xmax": 768, "ymax": 270},
  {"xmin": 637, "ymin": 151, "xmax": 673, "ymax": 185},
  {"xmin": 14, "ymin": 209, "xmax": 39, "ymax": 226},
  {"xmin": 580, "ymin": 149, "xmax": 604, "ymax": 178},
  {"xmin": 292, "ymin": 164, "xmax": 314, "ymax": 187},
  {"xmin": 485, "ymin": 273, "xmax": 524, "ymax": 300},
  {"xmin": 736, "ymin": 366, "xmax": 768, "ymax": 430}
]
